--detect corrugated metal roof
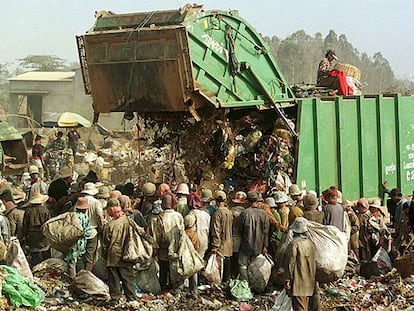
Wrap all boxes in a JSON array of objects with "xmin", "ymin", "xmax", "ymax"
[
  {"xmin": 0, "ymin": 122, "xmax": 23, "ymax": 141},
  {"xmin": 8, "ymin": 71, "xmax": 75, "ymax": 82}
]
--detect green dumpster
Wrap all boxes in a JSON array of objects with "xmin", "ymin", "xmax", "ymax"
[{"xmin": 296, "ymin": 94, "xmax": 414, "ymax": 199}]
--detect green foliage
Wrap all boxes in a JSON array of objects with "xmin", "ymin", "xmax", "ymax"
[
  {"xmin": 264, "ymin": 29, "xmax": 405, "ymax": 94},
  {"xmin": 18, "ymin": 55, "xmax": 66, "ymax": 72},
  {"xmin": 0, "ymin": 64, "xmax": 10, "ymax": 114}
]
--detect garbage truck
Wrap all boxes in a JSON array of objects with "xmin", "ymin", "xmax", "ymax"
[{"xmin": 76, "ymin": 4, "xmax": 414, "ymax": 200}]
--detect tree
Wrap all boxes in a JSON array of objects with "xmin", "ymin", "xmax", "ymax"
[
  {"xmin": 0, "ymin": 63, "xmax": 10, "ymax": 114},
  {"xmin": 18, "ymin": 55, "xmax": 67, "ymax": 71}
]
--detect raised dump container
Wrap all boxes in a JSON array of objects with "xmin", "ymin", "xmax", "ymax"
[{"xmin": 76, "ymin": 4, "xmax": 295, "ymax": 113}]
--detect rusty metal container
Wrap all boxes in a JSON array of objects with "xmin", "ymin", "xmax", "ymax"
[{"xmin": 76, "ymin": 4, "xmax": 295, "ymax": 113}]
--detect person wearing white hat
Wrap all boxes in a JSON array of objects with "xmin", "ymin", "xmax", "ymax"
[
  {"xmin": 285, "ymin": 217, "xmax": 316, "ymax": 311},
  {"xmin": 80, "ymin": 182, "xmax": 104, "ymax": 272},
  {"xmin": 176, "ymin": 183, "xmax": 190, "ymax": 217},
  {"xmin": 22, "ymin": 191, "xmax": 51, "ymax": 266},
  {"xmin": 274, "ymin": 191, "xmax": 290, "ymax": 230}
]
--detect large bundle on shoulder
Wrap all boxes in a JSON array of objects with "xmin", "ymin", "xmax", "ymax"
[
  {"xmin": 307, "ymin": 221, "xmax": 349, "ymax": 283},
  {"xmin": 281, "ymin": 220, "xmax": 348, "ymax": 284},
  {"xmin": 41, "ymin": 212, "xmax": 84, "ymax": 253}
]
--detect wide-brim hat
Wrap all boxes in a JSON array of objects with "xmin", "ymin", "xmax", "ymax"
[
  {"xmin": 303, "ymin": 194, "xmax": 318, "ymax": 210},
  {"xmin": 30, "ymin": 192, "xmax": 49, "ymax": 204},
  {"xmin": 97, "ymin": 186, "xmax": 110, "ymax": 199},
  {"xmin": 59, "ymin": 167, "xmax": 73, "ymax": 179},
  {"xmin": 369, "ymin": 198, "xmax": 385, "ymax": 216},
  {"xmin": 368, "ymin": 198, "xmax": 381, "ymax": 209},
  {"xmin": 247, "ymin": 190, "xmax": 259, "ymax": 202},
  {"xmin": 289, "ymin": 184, "xmax": 302, "ymax": 196},
  {"xmin": 274, "ymin": 191, "xmax": 289, "ymax": 204},
  {"xmin": 82, "ymin": 182, "xmax": 99, "ymax": 196},
  {"xmin": 264, "ymin": 197, "xmax": 276, "ymax": 208},
  {"xmin": 75, "ymin": 197, "xmax": 89, "ymax": 210},
  {"xmin": 201, "ymin": 189, "xmax": 214, "ymax": 202},
  {"xmin": 176, "ymin": 183, "xmax": 190, "ymax": 195},
  {"xmin": 291, "ymin": 217, "xmax": 308, "ymax": 234}
]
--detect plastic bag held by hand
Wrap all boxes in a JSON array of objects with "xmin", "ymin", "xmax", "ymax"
[{"xmin": 204, "ymin": 253, "xmax": 223, "ymax": 285}]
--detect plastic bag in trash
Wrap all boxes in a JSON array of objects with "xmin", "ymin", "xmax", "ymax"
[
  {"xmin": 5, "ymin": 237, "xmax": 33, "ymax": 280},
  {"xmin": 0, "ymin": 265, "xmax": 42, "ymax": 308},
  {"xmin": 272, "ymin": 289, "xmax": 293, "ymax": 311},
  {"xmin": 229, "ymin": 279, "xmax": 253, "ymax": 302},
  {"xmin": 134, "ymin": 257, "xmax": 161, "ymax": 294},
  {"xmin": 247, "ymin": 254, "xmax": 274, "ymax": 293},
  {"xmin": 69, "ymin": 270, "xmax": 110, "ymax": 300}
]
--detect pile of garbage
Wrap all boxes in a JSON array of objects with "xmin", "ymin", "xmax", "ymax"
[
  {"xmin": 1, "ymin": 252, "xmax": 414, "ymax": 310},
  {"xmin": 320, "ymin": 269, "xmax": 414, "ymax": 310},
  {"xmin": 83, "ymin": 110, "xmax": 296, "ymax": 191}
]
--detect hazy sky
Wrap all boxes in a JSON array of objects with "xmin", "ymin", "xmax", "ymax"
[{"xmin": 1, "ymin": 0, "xmax": 412, "ymax": 79}]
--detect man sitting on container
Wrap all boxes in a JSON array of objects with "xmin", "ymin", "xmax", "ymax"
[{"xmin": 317, "ymin": 50, "xmax": 352, "ymax": 96}]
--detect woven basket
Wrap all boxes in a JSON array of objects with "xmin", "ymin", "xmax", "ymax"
[
  {"xmin": 394, "ymin": 253, "xmax": 414, "ymax": 278},
  {"xmin": 334, "ymin": 63, "xmax": 361, "ymax": 80}
]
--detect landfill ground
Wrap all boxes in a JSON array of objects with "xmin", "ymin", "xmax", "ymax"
[{"xmin": 0, "ymin": 265, "xmax": 406, "ymax": 311}]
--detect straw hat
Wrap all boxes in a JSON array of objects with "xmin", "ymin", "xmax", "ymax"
[
  {"xmin": 30, "ymin": 192, "xmax": 48, "ymax": 204},
  {"xmin": 82, "ymin": 182, "xmax": 99, "ymax": 196}
]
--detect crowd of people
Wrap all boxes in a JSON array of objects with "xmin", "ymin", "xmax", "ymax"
[{"xmin": 0, "ymin": 132, "xmax": 409, "ymax": 311}]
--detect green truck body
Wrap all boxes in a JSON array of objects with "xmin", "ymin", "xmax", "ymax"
[{"xmin": 77, "ymin": 5, "xmax": 414, "ymax": 199}]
